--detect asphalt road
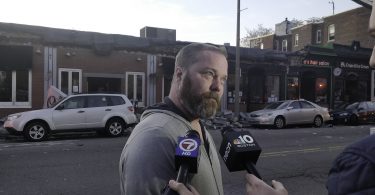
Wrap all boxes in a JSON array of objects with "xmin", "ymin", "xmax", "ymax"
[{"xmin": 0, "ymin": 125, "xmax": 371, "ymax": 195}]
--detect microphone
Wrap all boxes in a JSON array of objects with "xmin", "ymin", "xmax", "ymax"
[
  {"xmin": 219, "ymin": 126, "xmax": 262, "ymax": 179},
  {"xmin": 163, "ymin": 130, "xmax": 201, "ymax": 195}
]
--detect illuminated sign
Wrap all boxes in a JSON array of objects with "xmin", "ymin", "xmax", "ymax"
[
  {"xmin": 340, "ymin": 62, "xmax": 369, "ymax": 69},
  {"xmin": 303, "ymin": 60, "xmax": 330, "ymax": 66}
]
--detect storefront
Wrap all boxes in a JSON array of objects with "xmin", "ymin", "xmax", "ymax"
[
  {"xmin": 332, "ymin": 43, "xmax": 372, "ymax": 108},
  {"xmin": 288, "ymin": 46, "xmax": 335, "ymax": 108},
  {"xmin": 225, "ymin": 47, "xmax": 288, "ymax": 112},
  {"xmin": 289, "ymin": 43, "xmax": 373, "ymax": 109}
]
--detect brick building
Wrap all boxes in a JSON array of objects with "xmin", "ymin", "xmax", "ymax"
[{"xmin": 0, "ymin": 22, "xmax": 193, "ymax": 118}]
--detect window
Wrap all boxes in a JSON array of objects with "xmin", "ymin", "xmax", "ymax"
[
  {"xmin": 316, "ymin": 78, "xmax": 327, "ymax": 103},
  {"xmin": 88, "ymin": 96, "xmax": 108, "ymax": 107},
  {"xmin": 287, "ymin": 77, "xmax": 299, "ymax": 100},
  {"xmin": 274, "ymin": 41, "xmax": 279, "ymax": 50},
  {"xmin": 316, "ymin": 30, "xmax": 322, "ymax": 43},
  {"xmin": 282, "ymin": 39, "xmax": 288, "ymax": 52},
  {"xmin": 61, "ymin": 96, "xmax": 85, "ymax": 109},
  {"xmin": 294, "ymin": 34, "xmax": 299, "ymax": 46},
  {"xmin": 266, "ymin": 76, "xmax": 279, "ymax": 102},
  {"xmin": 126, "ymin": 72, "xmax": 145, "ymax": 107},
  {"xmin": 0, "ymin": 70, "xmax": 31, "ymax": 107},
  {"xmin": 109, "ymin": 96, "xmax": 125, "ymax": 106},
  {"xmin": 300, "ymin": 101, "xmax": 315, "ymax": 109},
  {"xmin": 328, "ymin": 24, "xmax": 335, "ymax": 41},
  {"xmin": 248, "ymin": 74, "xmax": 264, "ymax": 103},
  {"xmin": 289, "ymin": 101, "xmax": 301, "ymax": 109},
  {"xmin": 59, "ymin": 68, "xmax": 82, "ymax": 95}
]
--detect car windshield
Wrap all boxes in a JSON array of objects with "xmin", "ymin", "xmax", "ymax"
[
  {"xmin": 264, "ymin": 101, "xmax": 289, "ymax": 109},
  {"xmin": 346, "ymin": 102, "xmax": 359, "ymax": 110}
]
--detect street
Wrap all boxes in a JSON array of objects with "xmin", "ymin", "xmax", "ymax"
[{"xmin": 0, "ymin": 125, "xmax": 372, "ymax": 195}]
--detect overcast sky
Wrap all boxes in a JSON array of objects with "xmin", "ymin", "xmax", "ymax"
[{"xmin": 0, "ymin": 0, "xmax": 362, "ymax": 45}]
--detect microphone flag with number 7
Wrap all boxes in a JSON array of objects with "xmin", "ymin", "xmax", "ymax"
[
  {"xmin": 175, "ymin": 130, "xmax": 201, "ymax": 174},
  {"xmin": 163, "ymin": 130, "xmax": 201, "ymax": 195}
]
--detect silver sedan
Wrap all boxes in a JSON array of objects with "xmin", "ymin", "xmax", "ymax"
[{"xmin": 248, "ymin": 100, "xmax": 331, "ymax": 129}]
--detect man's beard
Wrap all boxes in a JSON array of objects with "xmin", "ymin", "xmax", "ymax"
[{"xmin": 180, "ymin": 74, "xmax": 220, "ymax": 119}]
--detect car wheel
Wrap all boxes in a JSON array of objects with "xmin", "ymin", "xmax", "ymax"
[
  {"xmin": 106, "ymin": 118, "xmax": 125, "ymax": 137},
  {"xmin": 313, "ymin": 116, "xmax": 323, "ymax": 127},
  {"xmin": 349, "ymin": 115, "xmax": 358, "ymax": 125},
  {"xmin": 24, "ymin": 121, "xmax": 49, "ymax": 142},
  {"xmin": 274, "ymin": 116, "xmax": 285, "ymax": 129}
]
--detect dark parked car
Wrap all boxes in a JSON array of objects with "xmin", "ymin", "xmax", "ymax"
[{"xmin": 330, "ymin": 101, "xmax": 375, "ymax": 125}]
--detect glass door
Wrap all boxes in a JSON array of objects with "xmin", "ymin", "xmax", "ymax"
[
  {"xmin": 126, "ymin": 72, "xmax": 145, "ymax": 107},
  {"xmin": 58, "ymin": 68, "xmax": 82, "ymax": 95}
]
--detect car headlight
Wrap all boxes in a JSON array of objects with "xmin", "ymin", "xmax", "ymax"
[
  {"xmin": 7, "ymin": 114, "xmax": 22, "ymax": 121},
  {"xmin": 261, "ymin": 113, "xmax": 273, "ymax": 117},
  {"xmin": 339, "ymin": 113, "xmax": 349, "ymax": 116}
]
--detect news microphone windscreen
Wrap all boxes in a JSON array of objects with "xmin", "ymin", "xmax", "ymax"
[
  {"xmin": 219, "ymin": 129, "xmax": 261, "ymax": 172},
  {"xmin": 175, "ymin": 130, "xmax": 201, "ymax": 173}
]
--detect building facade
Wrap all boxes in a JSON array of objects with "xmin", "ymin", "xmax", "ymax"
[{"xmin": 0, "ymin": 22, "xmax": 190, "ymax": 118}]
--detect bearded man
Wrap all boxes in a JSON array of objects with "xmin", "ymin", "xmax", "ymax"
[{"xmin": 119, "ymin": 43, "xmax": 228, "ymax": 195}]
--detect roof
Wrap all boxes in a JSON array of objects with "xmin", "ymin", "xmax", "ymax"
[{"xmin": 225, "ymin": 46, "xmax": 288, "ymax": 62}]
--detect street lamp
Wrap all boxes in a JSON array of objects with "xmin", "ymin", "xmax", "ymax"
[
  {"xmin": 329, "ymin": 0, "xmax": 335, "ymax": 15},
  {"xmin": 234, "ymin": 0, "xmax": 247, "ymax": 120}
]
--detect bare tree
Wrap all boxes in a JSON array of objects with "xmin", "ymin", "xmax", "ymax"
[{"xmin": 241, "ymin": 24, "xmax": 274, "ymax": 47}]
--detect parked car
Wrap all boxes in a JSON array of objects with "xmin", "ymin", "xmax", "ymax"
[
  {"xmin": 4, "ymin": 93, "xmax": 138, "ymax": 141},
  {"xmin": 330, "ymin": 101, "xmax": 375, "ymax": 125},
  {"xmin": 247, "ymin": 99, "xmax": 331, "ymax": 129}
]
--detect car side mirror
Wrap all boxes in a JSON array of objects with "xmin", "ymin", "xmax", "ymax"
[
  {"xmin": 287, "ymin": 106, "xmax": 293, "ymax": 110},
  {"xmin": 358, "ymin": 107, "xmax": 364, "ymax": 112}
]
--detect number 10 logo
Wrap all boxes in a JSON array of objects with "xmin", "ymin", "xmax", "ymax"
[{"xmin": 238, "ymin": 135, "xmax": 254, "ymax": 144}]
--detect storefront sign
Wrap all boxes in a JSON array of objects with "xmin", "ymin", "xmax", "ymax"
[
  {"xmin": 339, "ymin": 61, "xmax": 369, "ymax": 69},
  {"xmin": 303, "ymin": 60, "xmax": 330, "ymax": 66}
]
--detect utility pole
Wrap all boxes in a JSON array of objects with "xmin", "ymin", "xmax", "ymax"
[
  {"xmin": 234, "ymin": 0, "xmax": 240, "ymax": 120},
  {"xmin": 329, "ymin": 0, "xmax": 335, "ymax": 15}
]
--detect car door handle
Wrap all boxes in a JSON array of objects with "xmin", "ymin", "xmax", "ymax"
[
  {"xmin": 78, "ymin": 110, "xmax": 85, "ymax": 113},
  {"xmin": 105, "ymin": 109, "xmax": 112, "ymax": 111}
]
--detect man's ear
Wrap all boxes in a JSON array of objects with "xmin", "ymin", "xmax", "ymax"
[{"xmin": 175, "ymin": 67, "xmax": 183, "ymax": 81}]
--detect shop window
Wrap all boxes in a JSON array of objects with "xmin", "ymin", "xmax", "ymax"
[
  {"xmin": 266, "ymin": 76, "xmax": 279, "ymax": 102},
  {"xmin": 287, "ymin": 77, "xmax": 299, "ymax": 100},
  {"xmin": 316, "ymin": 78, "xmax": 327, "ymax": 103},
  {"xmin": 0, "ymin": 70, "xmax": 31, "ymax": 107},
  {"xmin": 328, "ymin": 24, "xmax": 335, "ymax": 42}
]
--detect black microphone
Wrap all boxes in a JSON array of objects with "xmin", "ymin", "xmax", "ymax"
[
  {"xmin": 163, "ymin": 130, "xmax": 201, "ymax": 195},
  {"xmin": 219, "ymin": 126, "xmax": 262, "ymax": 179}
]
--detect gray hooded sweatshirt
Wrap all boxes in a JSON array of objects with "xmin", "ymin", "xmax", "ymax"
[{"xmin": 119, "ymin": 109, "xmax": 224, "ymax": 195}]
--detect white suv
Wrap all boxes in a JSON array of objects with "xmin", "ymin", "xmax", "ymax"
[{"xmin": 4, "ymin": 93, "xmax": 138, "ymax": 141}]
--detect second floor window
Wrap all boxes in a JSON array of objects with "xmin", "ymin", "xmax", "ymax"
[
  {"xmin": 316, "ymin": 30, "xmax": 322, "ymax": 43},
  {"xmin": 282, "ymin": 39, "xmax": 288, "ymax": 52},
  {"xmin": 328, "ymin": 24, "xmax": 335, "ymax": 41},
  {"xmin": 294, "ymin": 34, "xmax": 299, "ymax": 46}
]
